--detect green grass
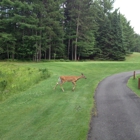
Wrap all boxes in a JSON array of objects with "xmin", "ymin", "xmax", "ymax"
[
  {"xmin": 0, "ymin": 63, "xmax": 50, "ymax": 101},
  {"xmin": 125, "ymin": 52, "xmax": 140, "ymax": 62},
  {"xmin": 127, "ymin": 74, "xmax": 140, "ymax": 97},
  {"xmin": 126, "ymin": 52, "xmax": 140, "ymax": 97},
  {"xmin": 1, "ymin": 52, "xmax": 140, "ymax": 140}
]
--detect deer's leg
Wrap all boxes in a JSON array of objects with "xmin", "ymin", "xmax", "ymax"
[
  {"xmin": 60, "ymin": 81, "xmax": 65, "ymax": 92},
  {"xmin": 72, "ymin": 82, "xmax": 76, "ymax": 91},
  {"xmin": 54, "ymin": 82, "xmax": 64, "ymax": 92},
  {"xmin": 54, "ymin": 77, "xmax": 61, "ymax": 90},
  {"xmin": 54, "ymin": 82, "xmax": 59, "ymax": 90}
]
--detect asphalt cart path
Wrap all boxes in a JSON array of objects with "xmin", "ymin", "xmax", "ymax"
[{"xmin": 88, "ymin": 71, "xmax": 140, "ymax": 140}]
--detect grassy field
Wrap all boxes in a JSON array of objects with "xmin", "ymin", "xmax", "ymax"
[{"xmin": 0, "ymin": 52, "xmax": 140, "ymax": 140}]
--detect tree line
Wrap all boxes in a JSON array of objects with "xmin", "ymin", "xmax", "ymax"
[{"xmin": 0, "ymin": 0, "xmax": 140, "ymax": 61}]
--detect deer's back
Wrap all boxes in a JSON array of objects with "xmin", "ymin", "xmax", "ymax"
[{"xmin": 60, "ymin": 76, "xmax": 78, "ymax": 82}]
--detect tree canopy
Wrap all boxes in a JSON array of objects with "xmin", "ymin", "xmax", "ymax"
[{"xmin": 0, "ymin": 0, "xmax": 140, "ymax": 61}]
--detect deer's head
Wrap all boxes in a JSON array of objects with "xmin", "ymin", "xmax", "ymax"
[{"xmin": 81, "ymin": 73, "xmax": 87, "ymax": 79}]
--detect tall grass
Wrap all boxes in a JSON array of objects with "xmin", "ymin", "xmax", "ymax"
[
  {"xmin": 0, "ymin": 63, "xmax": 50, "ymax": 101},
  {"xmin": 0, "ymin": 52, "xmax": 140, "ymax": 140}
]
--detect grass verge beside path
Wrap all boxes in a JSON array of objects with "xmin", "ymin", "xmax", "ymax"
[
  {"xmin": 1, "ymin": 53, "xmax": 140, "ymax": 140},
  {"xmin": 127, "ymin": 74, "xmax": 140, "ymax": 97},
  {"xmin": 126, "ymin": 52, "xmax": 140, "ymax": 97}
]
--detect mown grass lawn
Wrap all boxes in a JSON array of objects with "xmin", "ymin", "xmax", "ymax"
[
  {"xmin": 127, "ymin": 74, "xmax": 140, "ymax": 97},
  {"xmin": 1, "ymin": 53, "xmax": 140, "ymax": 140}
]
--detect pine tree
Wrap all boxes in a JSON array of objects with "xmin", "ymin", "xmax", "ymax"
[
  {"xmin": 93, "ymin": 0, "xmax": 114, "ymax": 59},
  {"xmin": 0, "ymin": 0, "xmax": 38, "ymax": 60},
  {"xmin": 64, "ymin": 0, "xmax": 95, "ymax": 60},
  {"xmin": 93, "ymin": 0, "xmax": 126, "ymax": 60},
  {"xmin": 120, "ymin": 14, "xmax": 135, "ymax": 53},
  {"xmin": 109, "ymin": 10, "xmax": 124, "ymax": 60},
  {"xmin": 38, "ymin": 0, "xmax": 65, "ymax": 60},
  {"xmin": 131, "ymin": 33, "xmax": 140, "ymax": 52},
  {"xmin": 0, "ymin": 0, "xmax": 16, "ymax": 59}
]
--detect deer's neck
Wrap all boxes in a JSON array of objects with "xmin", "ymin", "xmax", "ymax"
[{"xmin": 76, "ymin": 76, "xmax": 83, "ymax": 81}]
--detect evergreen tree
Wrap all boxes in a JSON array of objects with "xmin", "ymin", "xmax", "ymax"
[
  {"xmin": 120, "ymin": 14, "xmax": 135, "ymax": 53},
  {"xmin": 132, "ymin": 34, "xmax": 140, "ymax": 52},
  {"xmin": 0, "ymin": 0, "xmax": 139, "ymax": 61},
  {"xmin": 109, "ymin": 11, "xmax": 125, "ymax": 60},
  {"xmin": 37, "ymin": 0, "xmax": 65, "ymax": 60},
  {"xmin": 93, "ymin": 0, "xmax": 126, "ymax": 60},
  {"xmin": 0, "ymin": 0, "xmax": 16, "ymax": 59},
  {"xmin": 0, "ymin": 0, "xmax": 38, "ymax": 60},
  {"xmin": 64, "ymin": 0, "xmax": 95, "ymax": 60}
]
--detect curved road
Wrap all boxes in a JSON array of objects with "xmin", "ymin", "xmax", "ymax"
[{"xmin": 88, "ymin": 71, "xmax": 140, "ymax": 140}]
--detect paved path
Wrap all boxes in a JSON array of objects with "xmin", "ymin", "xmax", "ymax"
[{"xmin": 88, "ymin": 71, "xmax": 140, "ymax": 140}]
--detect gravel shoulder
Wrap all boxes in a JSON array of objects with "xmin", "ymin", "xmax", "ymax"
[{"xmin": 88, "ymin": 71, "xmax": 140, "ymax": 140}]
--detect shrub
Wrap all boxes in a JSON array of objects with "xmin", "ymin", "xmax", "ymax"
[{"xmin": 0, "ymin": 63, "xmax": 50, "ymax": 101}]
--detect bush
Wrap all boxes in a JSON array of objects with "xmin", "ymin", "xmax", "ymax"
[
  {"xmin": 0, "ymin": 63, "xmax": 50, "ymax": 101},
  {"xmin": 0, "ymin": 80, "xmax": 7, "ymax": 91}
]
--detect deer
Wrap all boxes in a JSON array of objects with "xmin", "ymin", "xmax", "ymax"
[{"xmin": 54, "ymin": 73, "xmax": 86, "ymax": 92}]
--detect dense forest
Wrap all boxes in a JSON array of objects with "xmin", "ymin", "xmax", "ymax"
[{"xmin": 0, "ymin": 0, "xmax": 140, "ymax": 61}]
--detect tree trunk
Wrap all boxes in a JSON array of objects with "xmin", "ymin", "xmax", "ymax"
[
  {"xmin": 45, "ymin": 50, "xmax": 47, "ymax": 59},
  {"xmin": 74, "ymin": 36, "xmax": 78, "ymax": 61},
  {"xmin": 74, "ymin": 7, "xmax": 80, "ymax": 61},
  {"xmin": 48, "ymin": 36, "xmax": 51, "ymax": 60},
  {"xmin": 48, "ymin": 45, "xmax": 51, "ymax": 60},
  {"xmin": 72, "ymin": 40, "xmax": 74, "ymax": 60},
  {"xmin": 39, "ymin": 30, "xmax": 42, "ymax": 61},
  {"xmin": 68, "ymin": 38, "xmax": 70, "ymax": 59},
  {"xmin": 12, "ymin": 47, "xmax": 15, "ymax": 60},
  {"xmin": 7, "ymin": 44, "xmax": 9, "ymax": 59}
]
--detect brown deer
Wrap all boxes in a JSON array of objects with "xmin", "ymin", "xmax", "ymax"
[{"xmin": 54, "ymin": 73, "xmax": 86, "ymax": 91}]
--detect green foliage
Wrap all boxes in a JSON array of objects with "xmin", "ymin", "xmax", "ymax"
[
  {"xmin": 0, "ymin": 63, "xmax": 50, "ymax": 101},
  {"xmin": 39, "ymin": 68, "xmax": 50, "ymax": 79},
  {"xmin": 0, "ymin": 0, "xmax": 139, "ymax": 61},
  {"xmin": 0, "ymin": 80, "xmax": 7, "ymax": 91},
  {"xmin": 64, "ymin": 0, "xmax": 95, "ymax": 60}
]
